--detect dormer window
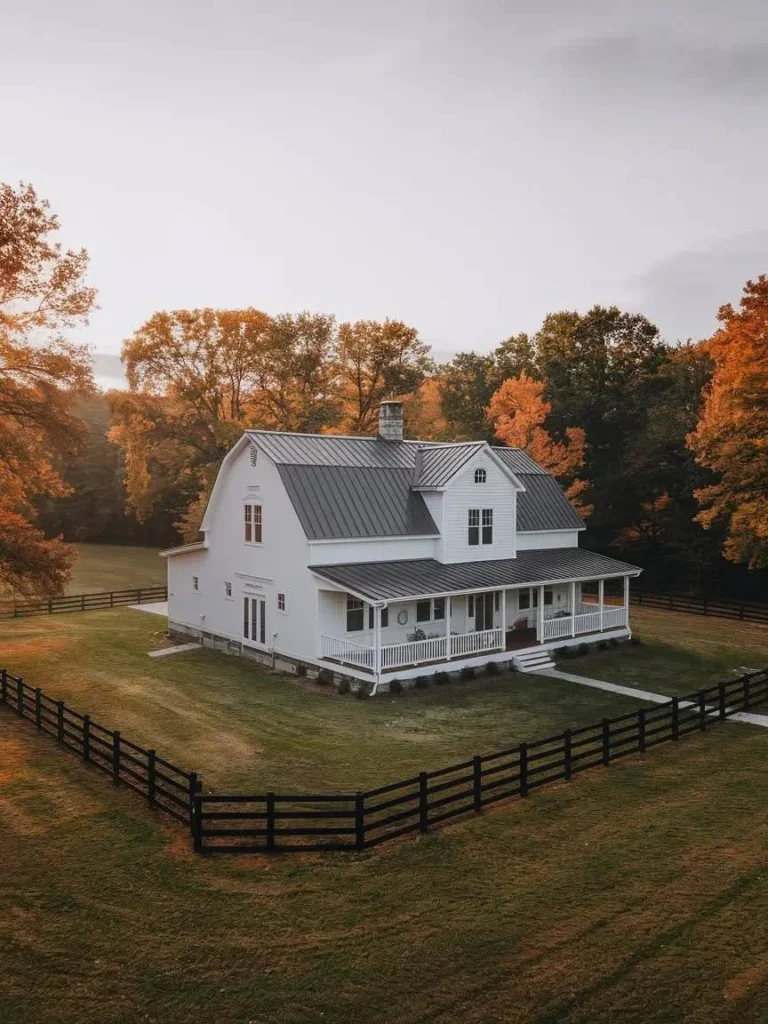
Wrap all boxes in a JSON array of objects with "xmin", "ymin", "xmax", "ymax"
[
  {"xmin": 474, "ymin": 468, "xmax": 486, "ymax": 483},
  {"xmin": 468, "ymin": 508, "xmax": 493, "ymax": 546}
]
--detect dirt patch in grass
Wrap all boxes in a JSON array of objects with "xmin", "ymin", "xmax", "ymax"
[
  {"xmin": 723, "ymin": 960, "xmax": 768, "ymax": 1000},
  {"xmin": 0, "ymin": 737, "xmax": 28, "ymax": 783}
]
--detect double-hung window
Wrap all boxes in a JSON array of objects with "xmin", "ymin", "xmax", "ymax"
[
  {"xmin": 244, "ymin": 504, "xmax": 262, "ymax": 544},
  {"xmin": 346, "ymin": 597, "xmax": 364, "ymax": 632},
  {"xmin": 481, "ymin": 508, "xmax": 493, "ymax": 545},
  {"xmin": 468, "ymin": 509, "xmax": 480, "ymax": 546},
  {"xmin": 368, "ymin": 606, "xmax": 389, "ymax": 629},
  {"xmin": 416, "ymin": 598, "xmax": 445, "ymax": 622},
  {"xmin": 468, "ymin": 508, "xmax": 493, "ymax": 546}
]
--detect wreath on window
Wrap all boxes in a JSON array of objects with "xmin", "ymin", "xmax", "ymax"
[{"xmin": 397, "ymin": 609, "xmax": 408, "ymax": 625}]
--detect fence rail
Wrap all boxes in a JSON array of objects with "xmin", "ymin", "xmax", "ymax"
[
  {"xmin": 3, "ymin": 663, "xmax": 767, "ymax": 856},
  {"xmin": 0, "ymin": 585, "xmax": 168, "ymax": 619},
  {"xmin": 632, "ymin": 589, "xmax": 768, "ymax": 624}
]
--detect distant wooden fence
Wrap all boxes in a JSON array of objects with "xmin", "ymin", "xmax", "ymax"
[
  {"xmin": 0, "ymin": 585, "xmax": 168, "ymax": 619},
  {"xmin": 631, "ymin": 589, "xmax": 768, "ymax": 624},
  {"xmin": 3, "ymin": 664, "xmax": 764, "ymax": 855}
]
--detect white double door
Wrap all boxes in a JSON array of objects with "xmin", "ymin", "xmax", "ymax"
[{"xmin": 243, "ymin": 595, "xmax": 266, "ymax": 647}]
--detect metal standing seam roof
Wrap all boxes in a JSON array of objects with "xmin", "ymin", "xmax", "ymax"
[
  {"xmin": 248, "ymin": 431, "xmax": 416, "ymax": 468},
  {"xmin": 277, "ymin": 464, "xmax": 439, "ymax": 540},
  {"xmin": 493, "ymin": 448, "xmax": 585, "ymax": 532},
  {"xmin": 412, "ymin": 443, "xmax": 484, "ymax": 488},
  {"xmin": 311, "ymin": 548, "xmax": 642, "ymax": 602}
]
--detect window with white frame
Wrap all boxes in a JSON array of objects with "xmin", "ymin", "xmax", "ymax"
[
  {"xmin": 346, "ymin": 596, "xmax": 364, "ymax": 632},
  {"xmin": 192, "ymin": 576, "xmax": 199, "ymax": 591},
  {"xmin": 224, "ymin": 581, "xmax": 232, "ymax": 598},
  {"xmin": 474, "ymin": 467, "xmax": 487, "ymax": 483},
  {"xmin": 518, "ymin": 587, "xmax": 553, "ymax": 610},
  {"xmin": 468, "ymin": 509, "xmax": 480, "ymax": 546},
  {"xmin": 244, "ymin": 503, "xmax": 262, "ymax": 544},
  {"xmin": 277, "ymin": 592, "xmax": 286, "ymax": 612},
  {"xmin": 416, "ymin": 598, "xmax": 445, "ymax": 622},
  {"xmin": 368, "ymin": 606, "xmax": 389, "ymax": 629},
  {"xmin": 482, "ymin": 508, "xmax": 493, "ymax": 544}
]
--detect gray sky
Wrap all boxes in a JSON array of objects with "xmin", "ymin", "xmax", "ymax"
[{"xmin": 5, "ymin": 0, "xmax": 768, "ymax": 388}]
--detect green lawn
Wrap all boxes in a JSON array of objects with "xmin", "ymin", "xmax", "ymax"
[
  {"xmin": 65, "ymin": 543, "xmax": 165, "ymax": 594},
  {"xmin": 555, "ymin": 605, "xmax": 768, "ymax": 696},
  {"xmin": 3, "ymin": 606, "xmax": 768, "ymax": 1021},
  {"xmin": 0, "ymin": 609, "xmax": 643, "ymax": 791}
]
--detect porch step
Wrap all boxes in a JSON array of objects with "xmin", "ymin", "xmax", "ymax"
[{"xmin": 512, "ymin": 649, "xmax": 556, "ymax": 674}]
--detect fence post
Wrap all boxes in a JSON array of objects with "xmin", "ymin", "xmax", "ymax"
[
  {"xmin": 110, "ymin": 591, "xmax": 114, "ymax": 608},
  {"xmin": 138, "ymin": 588, "xmax": 143, "ymax": 605},
  {"xmin": 147, "ymin": 749, "xmax": 156, "ymax": 804},
  {"xmin": 472, "ymin": 755, "xmax": 482, "ymax": 812},
  {"xmin": 83, "ymin": 714, "xmax": 90, "ymax": 758},
  {"xmin": 112, "ymin": 730, "xmax": 121, "ymax": 783},
  {"xmin": 355, "ymin": 792, "xmax": 365, "ymax": 849},
  {"xmin": 718, "ymin": 682, "xmax": 726, "ymax": 721},
  {"xmin": 48, "ymin": 599, "xmax": 53, "ymax": 614},
  {"xmin": 602, "ymin": 718, "xmax": 610, "ymax": 765},
  {"xmin": 266, "ymin": 791, "xmax": 276, "ymax": 851},
  {"xmin": 188, "ymin": 771, "xmax": 199, "ymax": 830},
  {"xmin": 668, "ymin": 594, "xmax": 673, "ymax": 610},
  {"xmin": 563, "ymin": 728, "xmax": 572, "ymax": 781},
  {"xmin": 739, "ymin": 603, "xmax": 744, "ymax": 621},
  {"xmin": 638, "ymin": 708, "xmax": 646, "ymax": 753},
  {"xmin": 191, "ymin": 781, "xmax": 203, "ymax": 854},
  {"xmin": 57, "ymin": 701, "xmax": 64, "ymax": 741},
  {"xmin": 1, "ymin": 668, "xmax": 6, "ymax": 704},
  {"xmin": 419, "ymin": 772, "xmax": 429, "ymax": 831},
  {"xmin": 672, "ymin": 696, "xmax": 679, "ymax": 740},
  {"xmin": 80, "ymin": 594, "xmax": 85, "ymax": 612},
  {"xmin": 17, "ymin": 677, "xmax": 24, "ymax": 717},
  {"xmin": 699, "ymin": 691, "xmax": 706, "ymax": 732},
  {"xmin": 519, "ymin": 743, "xmax": 529, "ymax": 797},
  {"xmin": 744, "ymin": 675, "xmax": 751, "ymax": 712},
  {"xmin": 35, "ymin": 688, "xmax": 42, "ymax": 729}
]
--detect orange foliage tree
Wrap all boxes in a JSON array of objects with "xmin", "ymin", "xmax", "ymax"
[
  {"xmin": 487, "ymin": 372, "xmax": 592, "ymax": 516},
  {"xmin": 0, "ymin": 182, "xmax": 96, "ymax": 595},
  {"xmin": 688, "ymin": 276, "xmax": 768, "ymax": 567}
]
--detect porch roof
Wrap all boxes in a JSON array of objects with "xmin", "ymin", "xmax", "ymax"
[{"xmin": 311, "ymin": 547, "xmax": 642, "ymax": 602}]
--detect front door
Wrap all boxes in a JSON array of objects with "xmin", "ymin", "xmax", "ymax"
[
  {"xmin": 243, "ymin": 595, "xmax": 266, "ymax": 646},
  {"xmin": 474, "ymin": 592, "xmax": 495, "ymax": 631}
]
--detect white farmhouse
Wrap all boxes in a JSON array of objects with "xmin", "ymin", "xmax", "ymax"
[{"xmin": 161, "ymin": 401, "xmax": 641, "ymax": 692}]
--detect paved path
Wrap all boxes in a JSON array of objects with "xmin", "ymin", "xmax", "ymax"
[
  {"xmin": 541, "ymin": 668, "xmax": 768, "ymax": 729},
  {"xmin": 128, "ymin": 601, "xmax": 168, "ymax": 617}
]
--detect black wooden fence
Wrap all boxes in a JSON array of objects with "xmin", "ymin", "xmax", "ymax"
[
  {"xmin": 2, "ymin": 666, "xmax": 767, "ymax": 855},
  {"xmin": 0, "ymin": 585, "xmax": 168, "ymax": 619},
  {"xmin": 631, "ymin": 589, "xmax": 768, "ymax": 624},
  {"xmin": 0, "ymin": 669, "xmax": 198, "ymax": 824}
]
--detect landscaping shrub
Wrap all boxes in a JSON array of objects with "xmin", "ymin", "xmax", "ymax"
[
  {"xmin": 609, "ymin": 637, "xmax": 619, "ymax": 648},
  {"xmin": 337, "ymin": 678, "xmax": 351, "ymax": 695},
  {"xmin": 434, "ymin": 671, "xmax": 450, "ymax": 685},
  {"xmin": 598, "ymin": 640, "xmax": 608, "ymax": 651},
  {"xmin": 316, "ymin": 667, "xmax": 333, "ymax": 686},
  {"xmin": 413, "ymin": 676, "xmax": 430, "ymax": 689},
  {"xmin": 295, "ymin": 662, "xmax": 307, "ymax": 677},
  {"xmin": 577, "ymin": 643, "xmax": 589, "ymax": 657},
  {"xmin": 354, "ymin": 681, "xmax": 372, "ymax": 699},
  {"xmin": 485, "ymin": 661, "xmax": 500, "ymax": 676},
  {"xmin": 389, "ymin": 678, "xmax": 403, "ymax": 695},
  {"xmin": 629, "ymin": 636, "xmax": 642, "ymax": 646},
  {"xmin": 558, "ymin": 646, "xmax": 573, "ymax": 658},
  {"xmin": 459, "ymin": 665, "xmax": 476, "ymax": 681}
]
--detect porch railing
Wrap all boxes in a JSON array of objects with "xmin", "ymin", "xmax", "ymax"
[
  {"xmin": 322, "ymin": 628, "xmax": 505, "ymax": 673},
  {"xmin": 541, "ymin": 605, "xmax": 627, "ymax": 641},
  {"xmin": 320, "ymin": 635, "xmax": 375, "ymax": 670}
]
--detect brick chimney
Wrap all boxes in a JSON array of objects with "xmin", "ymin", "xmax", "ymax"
[{"xmin": 378, "ymin": 400, "xmax": 404, "ymax": 441}]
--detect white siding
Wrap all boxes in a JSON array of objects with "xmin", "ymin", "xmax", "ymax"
[
  {"xmin": 309, "ymin": 536, "xmax": 438, "ymax": 566},
  {"xmin": 516, "ymin": 530, "xmax": 581, "ymax": 550},
  {"xmin": 441, "ymin": 450, "xmax": 517, "ymax": 563}
]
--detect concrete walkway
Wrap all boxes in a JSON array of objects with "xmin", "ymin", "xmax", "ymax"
[
  {"xmin": 540, "ymin": 667, "xmax": 768, "ymax": 729},
  {"xmin": 128, "ymin": 601, "xmax": 168, "ymax": 617}
]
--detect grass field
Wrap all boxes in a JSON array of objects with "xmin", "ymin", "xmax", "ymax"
[
  {"xmin": 65, "ymin": 544, "xmax": 165, "ymax": 594},
  {"xmin": 3, "ymin": 605, "xmax": 768, "ymax": 1022}
]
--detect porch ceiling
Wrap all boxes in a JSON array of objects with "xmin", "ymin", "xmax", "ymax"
[{"xmin": 310, "ymin": 548, "xmax": 642, "ymax": 602}]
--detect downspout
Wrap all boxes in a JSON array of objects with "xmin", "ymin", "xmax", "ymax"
[{"xmin": 370, "ymin": 602, "xmax": 387, "ymax": 696}]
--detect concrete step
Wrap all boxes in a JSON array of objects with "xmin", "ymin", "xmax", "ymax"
[{"xmin": 513, "ymin": 649, "xmax": 556, "ymax": 674}]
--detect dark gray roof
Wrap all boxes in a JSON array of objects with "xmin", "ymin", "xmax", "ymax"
[
  {"xmin": 493, "ymin": 448, "xmax": 547, "ymax": 475},
  {"xmin": 311, "ymin": 548, "xmax": 641, "ymax": 601},
  {"xmin": 493, "ymin": 447, "xmax": 584, "ymax": 532},
  {"xmin": 413, "ymin": 443, "xmax": 483, "ymax": 488},
  {"xmin": 277, "ymin": 464, "xmax": 438, "ymax": 540},
  {"xmin": 249, "ymin": 431, "xmax": 415, "ymax": 469}
]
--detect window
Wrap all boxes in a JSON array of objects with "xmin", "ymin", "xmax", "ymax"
[
  {"xmin": 192, "ymin": 576, "xmax": 199, "ymax": 591},
  {"xmin": 416, "ymin": 600, "xmax": 431, "ymax": 622},
  {"xmin": 250, "ymin": 445, "xmax": 258, "ymax": 467},
  {"xmin": 224, "ymin": 581, "xmax": 232, "ymax": 598},
  {"xmin": 346, "ymin": 597, "xmax": 364, "ymax": 632},
  {"xmin": 244, "ymin": 504, "xmax": 262, "ymax": 544},
  {"xmin": 474, "ymin": 467, "xmax": 487, "ymax": 483},
  {"xmin": 518, "ymin": 588, "xmax": 540, "ymax": 611},
  {"xmin": 468, "ymin": 509, "xmax": 480, "ymax": 546},
  {"xmin": 277, "ymin": 592, "xmax": 286, "ymax": 612},
  {"xmin": 468, "ymin": 594, "xmax": 475, "ymax": 616},
  {"xmin": 243, "ymin": 595, "xmax": 266, "ymax": 645},
  {"xmin": 494, "ymin": 592, "xmax": 500, "ymax": 612},
  {"xmin": 433, "ymin": 598, "xmax": 445, "ymax": 621},
  {"xmin": 544, "ymin": 588, "xmax": 553, "ymax": 606},
  {"xmin": 482, "ymin": 508, "xmax": 493, "ymax": 545},
  {"xmin": 368, "ymin": 606, "xmax": 389, "ymax": 629}
]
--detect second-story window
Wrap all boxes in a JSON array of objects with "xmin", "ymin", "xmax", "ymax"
[
  {"xmin": 482, "ymin": 508, "xmax": 493, "ymax": 545},
  {"xmin": 474, "ymin": 468, "xmax": 486, "ymax": 483},
  {"xmin": 468, "ymin": 509, "xmax": 480, "ymax": 546},
  {"xmin": 244, "ymin": 503, "xmax": 263, "ymax": 544}
]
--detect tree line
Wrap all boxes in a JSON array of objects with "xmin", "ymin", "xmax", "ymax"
[{"xmin": 2, "ymin": 181, "xmax": 767, "ymax": 599}]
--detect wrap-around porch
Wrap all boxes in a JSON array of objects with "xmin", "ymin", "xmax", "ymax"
[{"xmin": 319, "ymin": 576, "xmax": 633, "ymax": 676}]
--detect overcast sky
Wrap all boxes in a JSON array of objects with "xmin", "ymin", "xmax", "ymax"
[{"xmin": 5, "ymin": 0, "xmax": 768, "ymax": 387}]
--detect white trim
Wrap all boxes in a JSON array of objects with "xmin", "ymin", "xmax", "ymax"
[
  {"xmin": 159, "ymin": 541, "xmax": 207, "ymax": 558},
  {"xmin": 517, "ymin": 527, "xmax": 586, "ymax": 534},
  {"xmin": 235, "ymin": 572, "xmax": 274, "ymax": 583},
  {"xmin": 309, "ymin": 534, "xmax": 438, "ymax": 546}
]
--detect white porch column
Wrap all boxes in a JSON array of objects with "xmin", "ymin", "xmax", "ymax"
[
  {"xmin": 570, "ymin": 581, "xmax": 576, "ymax": 638},
  {"xmin": 537, "ymin": 584, "xmax": 545, "ymax": 642},
  {"xmin": 501, "ymin": 589, "xmax": 506, "ymax": 642},
  {"xmin": 374, "ymin": 605, "xmax": 382, "ymax": 678},
  {"xmin": 624, "ymin": 575, "xmax": 630, "ymax": 626},
  {"xmin": 445, "ymin": 597, "xmax": 452, "ymax": 659},
  {"xmin": 599, "ymin": 579, "xmax": 604, "ymax": 633}
]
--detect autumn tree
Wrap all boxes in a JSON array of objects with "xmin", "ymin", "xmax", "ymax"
[
  {"xmin": 0, "ymin": 182, "xmax": 95, "ymax": 595},
  {"xmin": 335, "ymin": 319, "xmax": 433, "ymax": 434},
  {"xmin": 688, "ymin": 276, "xmax": 768, "ymax": 568},
  {"xmin": 488, "ymin": 371, "xmax": 591, "ymax": 516},
  {"xmin": 402, "ymin": 377, "xmax": 450, "ymax": 440}
]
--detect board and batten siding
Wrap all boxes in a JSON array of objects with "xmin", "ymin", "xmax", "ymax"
[{"xmin": 441, "ymin": 451, "xmax": 517, "ymax": 564}]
